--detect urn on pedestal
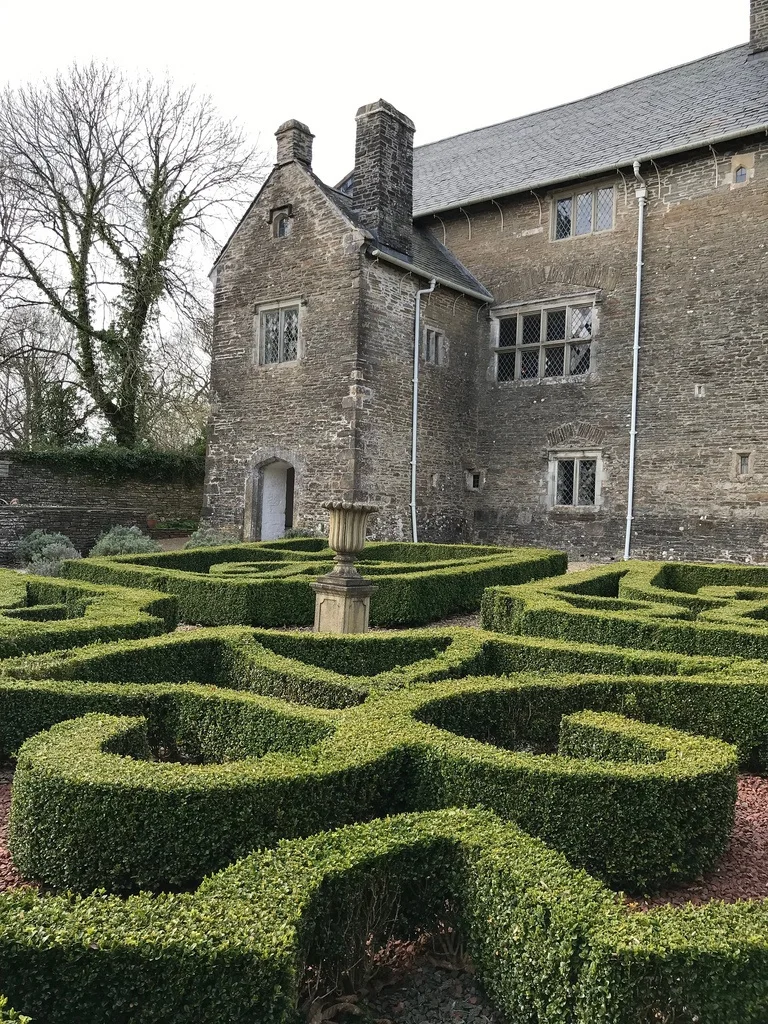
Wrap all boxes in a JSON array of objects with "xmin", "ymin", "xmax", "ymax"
[{"xmin": 311, "ymin": 501, "xmax": 378, "ymax": 633}]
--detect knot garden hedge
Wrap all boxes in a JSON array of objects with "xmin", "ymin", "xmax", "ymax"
[
  {"xmin": 0, "ymin": 552, "xmax": 768, "ymax": 1021},
  {"xmin": 58, "ymin": 537, "xmax": 566, "ymax": 626}
]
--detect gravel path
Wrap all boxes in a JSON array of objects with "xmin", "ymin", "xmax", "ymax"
[{"xmin": 629, "ymin": 774, "xmax": 768, "ymax": 909}]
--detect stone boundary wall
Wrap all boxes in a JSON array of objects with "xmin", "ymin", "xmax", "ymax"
[
  {"xmin": 0, "ymin": 458, "xmax": 203, "ymax": 565},
  {"xmin": 0, "ymin": 506, "xmax": 154, "ymax": 565}
]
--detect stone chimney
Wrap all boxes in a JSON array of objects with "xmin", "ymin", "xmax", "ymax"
[
  {"xmin": 275, "ymin": 119, "xmax": 314, "ymax": 167},
  {"xmin": 752, "ymin": 0, "xmax": 768, "ymax": 52},
  {"xmin": 353, "ymin": 99, "xmax": 415, "ymax": 256}
]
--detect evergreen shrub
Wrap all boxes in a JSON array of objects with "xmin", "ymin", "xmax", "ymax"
[
  {"xmin": 0, "ymin": 810, "xmax": 766, "ymax": 1024},
  {"xmin": 62, "ymin": 541, "xmax": 567, "ymax": 627},
  {"xmin": 481, "ymin": 560, "xmax": 768, "ymax": 658},
  {"xmin": 89, "ymin": 525, "xmax": 161, "ymax": 557}
]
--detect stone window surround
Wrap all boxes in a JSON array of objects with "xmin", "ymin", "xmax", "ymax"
[
  {"xmin": 547, "ymin": 449, "xmax": 603, "ymax": 510},
  {"xmin": 735, "ymin": 450, "xmax": 754, "ymax": 478},
  {"xmin": 465, "ymin": 468, "xmax": 486, "ymax": 492},
  {"xmin": 729, "ymin": 152, "xmax": 755, "ymax": 189},
  {"xmin": 253, "ymin": 297, "xmax": 304, "ymax": 367},
  {"xmin": 268, "ymin": 204, "xmax": 293, "ymax": 238},
  {"xmin": 422, "ymin": 325, "xmax": 446, "ymax": 366},
  {"xmin": 490, "ymin": 291, "xmax": 599, "ymax": 385},
  {"xmin": 550, "ymin": 180, "xmax": 616, "ymax": 241}
]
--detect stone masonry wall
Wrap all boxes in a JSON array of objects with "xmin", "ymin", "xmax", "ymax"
[
  {"xmin": 427, "ymin": 134, "xmax": 768, "ymax": 561},
  {"xmin": 0, "ymin": 459, "xmax": 202, "ymax": 564},
  {"xmin": 204, "ymin": 160, "xmax": 366, "ymax": 538},
  {"xmin": 356, "ymin": 262, "xmax": 482, "ymax": 541}
]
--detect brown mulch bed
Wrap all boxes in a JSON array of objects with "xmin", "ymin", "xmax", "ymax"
[
  {"xmin": 628, "ymin": 774, "xmax": 768, "ymax": 910},
  {"xmin": 0, "ymin": 767, "xmax": 33, "ymax": 893}
]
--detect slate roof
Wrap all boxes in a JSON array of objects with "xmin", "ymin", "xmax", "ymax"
[
  {"xmin": 319, "ymin": 182, "xmax": 493, "ymax": 300},
  {"xmin": 412, "ymin": 45, "xmax": 768, "ymax": 216}
]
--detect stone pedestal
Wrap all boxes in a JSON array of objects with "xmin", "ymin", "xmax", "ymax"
[
  {"xmin": 312, "ymin": 499, "xmax": 378, "ymax": 634},
  {"xmin": 311, "ymin": 576, "xmax": 377, "ymax": 633}
]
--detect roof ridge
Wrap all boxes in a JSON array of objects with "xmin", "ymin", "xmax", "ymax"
[{"xmin": 413, "ymin": 44, "xmax": 749, "ymax": 153}]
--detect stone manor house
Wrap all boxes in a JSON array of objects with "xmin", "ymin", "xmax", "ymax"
[{"xmin": 205, "ymin": 0, "xmax": 768, "ymax": 561}]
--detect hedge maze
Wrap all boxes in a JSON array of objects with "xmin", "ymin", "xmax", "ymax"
[
  {"xmin": 1, "ymin": 554, "xmax": 768, "ymax": 1021},
  {"xmin": 61, "ymin": 538, "xmax": 566, "ymax": 626}
]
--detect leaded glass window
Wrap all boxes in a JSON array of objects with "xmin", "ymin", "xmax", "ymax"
[
  {"xmin": 552, "ymin": 456, "xmax": 599, "ymax": 507},
  {"xmin": 555, "ymin": 197, "xmax": 572, "ymax": 240},
  {"xmin": 494, "ymin": 302, "xmax": 594, "ymax": 382},
  {"xmin": 259, "ymin": 304, "xmax": 301, "ymax": 365},
  {"xmin": 553, "ymin": 186, "xmax": 614, "ymax": 239}
]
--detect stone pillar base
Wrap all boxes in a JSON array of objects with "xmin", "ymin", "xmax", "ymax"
[{"xmin": 311, "ymin": 576, "xmax": 378, "ymax": 634}]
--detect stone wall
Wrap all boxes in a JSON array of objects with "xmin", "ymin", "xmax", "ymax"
[
  {"xmin": 204, "ymin": 158, "xmax": 365, "ymax": 539},
  {"xmin": 207, "ymin": 109, "xmax": 768, "ymax": 563},
  {"xmin": 0, "ymin": 457, "xmax": 203, "ymax": 564},
  {"xmin": 357, "ymin": 262, "xmax": 480, "ymax": 541},
  {"xmin": 434, "ymin": 134, "xmax": 768, "ymax": 561}
]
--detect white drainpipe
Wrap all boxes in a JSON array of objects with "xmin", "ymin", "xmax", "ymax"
[
  {"xmin": 410, "ymin": 278, "xmax": 437, "ymax": 542},
  {"xmin": 624, "ymin": 161, "xmax": 648, "ymax": 560}
]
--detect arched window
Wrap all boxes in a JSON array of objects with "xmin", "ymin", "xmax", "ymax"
[
  {"xmin": 273, "ymin": 212, "xmax": 292, "ymax": 238},
  {"xmin": 734, "ymin": 166, "xmax": 748, "ymax": 184}
]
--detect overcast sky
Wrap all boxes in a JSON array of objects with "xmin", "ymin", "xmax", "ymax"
[{"xmin": 1, "ymin": 0, "xmax": 749, "ymax": 187}]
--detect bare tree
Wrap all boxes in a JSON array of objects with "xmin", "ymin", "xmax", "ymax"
[
  {"xmin": 139, "ymin": 312, "xmax": 212, "ymax": 450},
  {"xmin": 0, "ymin": 307, "xmax": 90, "ymax": 448},
  {"xmin": 0, "ymin": 63, "xmax": 262, "ymax": 447}
]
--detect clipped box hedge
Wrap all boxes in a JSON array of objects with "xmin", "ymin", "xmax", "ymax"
[
  {"xmin": 9, "ymin": 662, "xmax": 738, "ymax": 893},
  {"xmin": 61, "ymin": 539, "xmax": 567, "ymax": 627},
  {"xmin": 481, "ymin": 559, "xmax": 768, "ymax": 659},
  {"xmin": 0, "ymin": 568, "xmax": 176, "ymax": 658},
  {"xmin": 0, "ymin": 808, "xmax": 767, "ymax": 1024}
]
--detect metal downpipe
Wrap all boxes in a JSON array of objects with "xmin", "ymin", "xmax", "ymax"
[
  {"xmin": 624, "ymin": 161, "xmax": 648, "ymax": 560},
  {"xmin": 410, "ymin": 278, "xmax": 437, "ymax": 542}
]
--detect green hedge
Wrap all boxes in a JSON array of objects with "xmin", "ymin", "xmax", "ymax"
[
  {"xmin": 0, "ymin": 998, "xmax": 30, "ymax": 1024},
  {"xmin": 481, "ymin": 560, "xmax": 768, "ymax": 658},
  {"xmin": 9, "ymin": 663, "xmax": 738, "ymax": 892},
  {"xmin": 2, "ymin": 444, "xmax": 205, "ymax": 486},
  {"xmin": 0, "ymin": 808, "xmax": 766, "ymax": 1024},
  {"xmin": 61, "ymin": 540, "xmax": 567, "ymax": 627},
  {"xmin": 0, "ymin": 569, "xmax": 176, "ymax": 658}
]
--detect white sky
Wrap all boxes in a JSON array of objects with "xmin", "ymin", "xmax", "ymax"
[{"xmin": 1, "ymin": 0, "xmax": 749, "ymax": 188}]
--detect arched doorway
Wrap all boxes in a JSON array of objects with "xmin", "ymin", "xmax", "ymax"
[{"xmin": 259, "ymin": 460, "xmax": 295, "ymax": 540}]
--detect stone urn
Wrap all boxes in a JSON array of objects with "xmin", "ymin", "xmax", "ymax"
[
  {"xmin": 324, "ymin": 500, "xmax": 379, "ymax": 579},
  {"xmin": 311, "ymin": 500, "xmax": 379, "ymax": 633}
]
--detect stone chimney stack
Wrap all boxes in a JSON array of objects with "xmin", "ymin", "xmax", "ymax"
[
  {"xmin": 353, "ymin": 100, "xmax": 415, "ymax": 256},
  {"xmin": 751, "ymin": 0, "xmax": 768, "ymax": 52},
  {"xmin": 275, "ymin": 119, "xmax": 314, "ymax": 167}
]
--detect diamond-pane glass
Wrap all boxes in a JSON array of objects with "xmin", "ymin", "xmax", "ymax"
[
  {"xmin": 569, "ymin": 343, "xmax": 591, "ymax": 375},
  {"xmin": 262, "ymin": 311, "xmax": 280, "ymax": 363},
  {"xmin": 555, "ymin": 198, "xmax": 572, "ymax": 239},
  {"xmin": 521, "ymin": 313, "xmax": 541, "ymax": 345},
  {"xmin": 546, "ymin": 310, "xmax": 566, "ymax": 341},
  {"xmin": 282, "ymin": 307, "xmax": 299, "ymax": 361},
  {"xmin": 499, "ymin": 319, "xmax": 517, "ymax": 347},
  {"xmin": 571, "ymin": 306, "xmax": 593, "ymax": 339},
  {"xmin": 497, "ymin": 350, "xmax": 516, "ymax": 382},
  {"xmin": 556, "ymin": 460, "xmax": 575, "ymax": 505},
  {"xmin": 544, "ymin": 345, "xmax": 565, "ymax": 377},
  {"xmin": 577, "ymin": 460, "xmax": 597, "ymax": 505},
  {"xmin": 595, "ymin": 188, "xmax": 614, "ymax": 231},
  {"xmin": 575, "ymin": 192, "xmax": 593, "ymax": 235},
  {"xmin": 520, "ymin": 349, "xmax": 539, "ymax": 379}
]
